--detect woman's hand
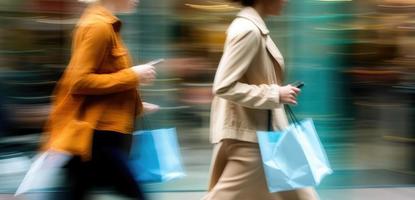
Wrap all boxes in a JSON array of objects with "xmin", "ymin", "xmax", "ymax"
[
  {"xmin": 279, "ymin": 85, "xmax": 301, "ymax": 105},
  {"xmin": 142, "ymin": 102, "xmax": 160, "ymax": 115},
  {"xmin": 131, "ymin": 64, "xmax": 156, "ymax": 85}
]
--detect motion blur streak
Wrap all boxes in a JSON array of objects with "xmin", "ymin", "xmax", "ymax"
[{"xmin": 0, "ymin": 0, "xmax": 414, "ymax": 199}]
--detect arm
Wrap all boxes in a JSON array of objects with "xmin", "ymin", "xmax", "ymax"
[
  {"xmin": 69, "ymin": 24, "xmax": 138, "ymax": 95},
  {"xmin": 213, "ymin": 28, "xmax": 281, "ymax": 109}
]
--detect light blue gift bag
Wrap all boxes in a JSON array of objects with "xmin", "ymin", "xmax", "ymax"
[
  {"xmin": 130, "ymin": 128, "xmax": 185, "ymax": 183},
  {"xmin": 257, "ymin": 108, "xmax": 332, "ymax": 193}
]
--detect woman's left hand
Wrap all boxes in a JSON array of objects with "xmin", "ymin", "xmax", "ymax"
[{"xmin": 142, "ymin": 102, "xmax": 160, "ymax": 115}]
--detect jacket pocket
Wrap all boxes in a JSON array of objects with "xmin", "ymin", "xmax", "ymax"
[{"xmin": 51, "ymin": 120, "xmax": 94, "ymax": 159}]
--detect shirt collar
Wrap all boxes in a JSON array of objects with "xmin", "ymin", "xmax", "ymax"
[{"xmin": 236, "ymin": 7, "xmax": 270, "ymax": 35}]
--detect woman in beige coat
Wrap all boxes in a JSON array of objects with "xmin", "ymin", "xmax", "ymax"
[{"xmin": 204, "ymin": 0, "xmax": 319, "ymax": 199}]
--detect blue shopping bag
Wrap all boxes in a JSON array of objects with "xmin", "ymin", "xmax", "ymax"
[
  {"xmin": 257, "ymin": 118, "xmax": 332, "ymax": 193},
  {"xmin": 129, "ymin": 128, "xmax": 185, "ymax": 183}
]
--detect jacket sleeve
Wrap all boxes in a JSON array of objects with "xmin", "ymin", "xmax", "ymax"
[
  {"xmin": 212, "ymin": 28, "xmax": 282, "ymax": 109},
  {"xmin": 69, "ymin": 24, "xmax": 138, "ymax": 95}
]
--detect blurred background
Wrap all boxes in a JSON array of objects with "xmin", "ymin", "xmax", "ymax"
[{"xmin": 0, "ymin": 0, "xmax": 414, "ymax": 199}]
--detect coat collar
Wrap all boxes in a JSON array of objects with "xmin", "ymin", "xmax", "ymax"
[
  {"xmin": 236, "ymin": 7, "xmax": 270, "ymax": 35},
  {"xmin": 237, "ymin": 7, "xmax": 285, "ymax": 71},
  {"xmin": 237, "ymin": 7, "xmax": 285, "ymax": 74}
]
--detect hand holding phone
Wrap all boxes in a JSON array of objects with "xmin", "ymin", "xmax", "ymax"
[
  {"xmin": 131, "ymin": 59, "xmax": 163, "ymax": 84},
  {"xmin": 145, "ymin": 58, "xmax": 164, "ymax": 66},
  {"xmin": 291, "ymin": 81, "xmax": 304, "ymax": 88},
  {"xmin": 280, "ymin": 82, "xmax": 303, "ymax": 105}
]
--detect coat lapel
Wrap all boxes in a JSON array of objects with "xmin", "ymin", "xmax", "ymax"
[
  {"xmin": 266, "ymin": 36, "xmax": 285, "ymax": 71},
  {"xmin": 237, "ymin": 7, "xmax": 285, "ymax": 71}
]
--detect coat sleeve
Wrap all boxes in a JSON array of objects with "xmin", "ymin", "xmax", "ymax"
[
  {"xmin": 212, "ymin": 28, "xmax": 282, "ymax": 109},
  {"xmin": 69, "ymin": 24, "xmax": 139, "ymax": 95}
]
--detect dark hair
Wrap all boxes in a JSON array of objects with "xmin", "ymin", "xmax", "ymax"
[{"xmin": 232, "ymin": 0, "xmax": 256, "ymax": 6}]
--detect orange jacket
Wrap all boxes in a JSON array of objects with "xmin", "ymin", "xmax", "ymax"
[{"xmin": 43, "ymin": 4, "xmax": 143, "ymax": 159}]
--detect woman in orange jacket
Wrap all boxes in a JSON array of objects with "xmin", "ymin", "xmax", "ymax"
[{"xmin": 42, "ymin": 0, "xmax": 157, "ymax": 199}]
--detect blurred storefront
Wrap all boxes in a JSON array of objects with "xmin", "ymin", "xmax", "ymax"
[{"xmin": 0, "ymin": 0, "xmax": 84, "ymax": 136}]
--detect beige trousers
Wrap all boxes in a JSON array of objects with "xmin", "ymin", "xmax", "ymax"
[{"xmin": 202, "ymin": 139, "xmax": 319, "ymax": 200}]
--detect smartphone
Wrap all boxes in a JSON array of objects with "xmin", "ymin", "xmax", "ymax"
[
  {"xmin": 146, "ymin": 58, "xmax": 164, "ymax": 66},
  {"xmin": 292, "ymin": 81, "xmax": 304, "ymax": 88}
]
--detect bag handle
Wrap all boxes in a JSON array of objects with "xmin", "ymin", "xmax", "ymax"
[
  {"xmin": 268, "ymin": 106, "xmax": 301, "ymax": 131},
  {"xmin": 285, "ymin": 105, "xmax": 301, "ymax": 125},
  {"xmin": 267, "ymin": 110, "xmax": 273, "ymax": 131}
]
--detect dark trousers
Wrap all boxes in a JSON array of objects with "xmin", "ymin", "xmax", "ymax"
[{"xmin": 64, "ymin": 130, "xmax": 145, "ymax": 200}]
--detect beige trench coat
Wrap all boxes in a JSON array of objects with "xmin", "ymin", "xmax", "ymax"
[{"xmin": 210, "ymin": 7, "xmax": 289, "ymax": 144}]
